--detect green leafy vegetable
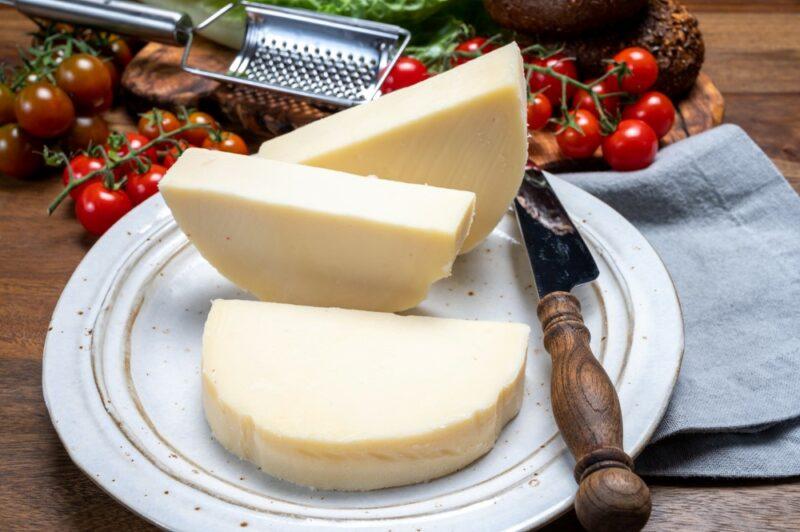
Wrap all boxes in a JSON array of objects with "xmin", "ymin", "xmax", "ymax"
[{"xmin": 143, "ymin": 0, "xmax": 461, "ymax": 49}]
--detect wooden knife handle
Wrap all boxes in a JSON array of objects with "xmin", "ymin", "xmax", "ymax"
[{"xmin": 537, "ymin": 292, "xmax": 651, "ymax": 532}]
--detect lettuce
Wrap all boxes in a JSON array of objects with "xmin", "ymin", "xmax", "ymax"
[{"xmin": 142, "ymin": 0, "xmax": 460, "ymax": 49}]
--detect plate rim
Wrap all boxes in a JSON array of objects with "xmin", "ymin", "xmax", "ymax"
[{"xmin": 42, "ymin": 174, "xmax": 684, "ymax": 531}]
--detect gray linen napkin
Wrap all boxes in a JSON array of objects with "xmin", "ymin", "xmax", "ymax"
[{"xmin": 560, "ymin": 124, "xmax": 800, "ymax": 478}]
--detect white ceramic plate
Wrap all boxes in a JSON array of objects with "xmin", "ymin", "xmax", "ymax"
[{"xmin": 43, "ymin": 175, "xmax": 683, "ymax": 531}]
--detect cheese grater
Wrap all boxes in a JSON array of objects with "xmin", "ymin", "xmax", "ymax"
[{"xmin": 2, "ymin": 0, "xmax": 410, "ymax": 107}]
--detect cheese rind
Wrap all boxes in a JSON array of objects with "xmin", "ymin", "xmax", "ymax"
[
  {"xmin": 159, "ymin": 148, "xmax": 475, "ymax": 311},
  {"xmin": 202, "ymin": 300, "xmax": 530, "ymax": 490},
  {"xmin": 258, "ymin": 43, "xmax": 528, "ymax": 253}
]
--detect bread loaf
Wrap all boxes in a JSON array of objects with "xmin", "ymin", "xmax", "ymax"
[
  {"xmin": 508, "ymin": 0, "xmax": 705, "ymax": 97},
  {"xmin": 484, "ymin": 0, "xmax": 648, "ymax": 36}
]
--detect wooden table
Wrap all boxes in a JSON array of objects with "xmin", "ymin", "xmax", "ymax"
[{"xmin": 1, "ymin": 3, "xmax": 799, "ymax": 530}]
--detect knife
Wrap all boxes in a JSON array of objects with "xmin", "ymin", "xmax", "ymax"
[{"xmin": 514, "ymin": 169, "xmax": 651, "ymax": 532}]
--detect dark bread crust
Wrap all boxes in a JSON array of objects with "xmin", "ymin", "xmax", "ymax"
[
  {"xmin": 516, "ymin": 0, "xmax": 705, "ymax": 97},
  {"xmin": 483, "ymin": 0, "xmax": 648, "ymax": 36}
]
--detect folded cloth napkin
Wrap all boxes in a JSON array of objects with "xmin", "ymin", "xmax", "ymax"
[{"xmin": 561, "ymin": 124, "xmax": 800, "ymax": 478}]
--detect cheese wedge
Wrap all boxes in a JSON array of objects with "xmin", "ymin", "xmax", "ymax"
[
  {"xmin": 160, "ymin": 148, "xmax": 475, "ymax": 311},
  {"xmin": 202, "ymin": 300, "xmax": 529, "ymax": 491},
  {"xmin": 258, "ymin": 43, "xmax": 528, "ymax": 253}
]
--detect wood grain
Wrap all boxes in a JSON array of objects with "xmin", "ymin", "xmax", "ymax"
[
  {"xmin": 1, "ymin": 3, "xmax": 799, "ymax": 531},
  {"xmin": 538, "ymin": 292, "xmax": 651, "ymax": 531},
  {"xmin": 121, "ymin": 42, "xmax": 229, "ymax": 111}
]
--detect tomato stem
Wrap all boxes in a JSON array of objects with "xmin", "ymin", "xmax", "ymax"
[
  {"xmin": 47, "ymin": 121, "xmax": 211, "ymax": 215},
  {"xmin": 10, "ymin": 28, "xmax": 107, "ymax": 91},
  {"xmin": 524, "ymin": 62, "xmax": 628, "ymax": 134}
]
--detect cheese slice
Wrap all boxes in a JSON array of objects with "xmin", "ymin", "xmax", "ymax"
[
  {"xmin": 160, "ymin": 148, "xmax": 475, "ymax": 312},
  {"xmin": 258, "ymin": 43, "xmax": 528, "ymax": 253},
  {"xmin": 202, "ymin": 300, "xmax": 529, "ymax": 491}
]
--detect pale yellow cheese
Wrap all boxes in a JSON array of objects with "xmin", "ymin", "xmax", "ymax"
[
  {"xmin": 258, "ymin": 43, "xmax": 528, "ymax": 253},
  {"xmin": 202, "ymin": 300, "xmax": 529, "ymax": 491},
  {"xmin": 160, "ymin": 148, "xmax": 475, "ymax": 312}
]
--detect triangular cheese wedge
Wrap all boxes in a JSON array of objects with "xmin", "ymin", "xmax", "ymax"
[
  {"xmin": 202, "ymin": 300, "xmax": 529, "ymax": 490},
  {"xmin": 160, "ymin": 148, "xmax": 475, "ymax": 312},
  {"xmin": 258, "ymin": 43, "xmax": 528, "ymax": 253}
]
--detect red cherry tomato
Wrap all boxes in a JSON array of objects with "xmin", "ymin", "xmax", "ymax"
[
  {"xmin": 382, "ymin": 56, "xmax": 428, "ymax": 94},
  {"xmin": 75, "ymin": 181, "xmax": 132, "ymax": 235},
  {"xmin": 612, "ymin": 47, "xmax": 658, "ymax": 94},
  {"xmin": 106, "ymin": 132, "xmax": 157, "ymax": 177},
  {"xmin": 556, "ymin": 109, "xmax": 602, "ymax": 159},
  {"xmin": 125, "ymin": 164, "xmax": 166, "ymax": 206},
  {"xmin": 529, "ymin": 53, "xmax": 579, "ymax": 106},
  {"xmin": 452, "ymin": 37, "xmax": 497, "ymax": 66},
  {"xmin": 62, "ymin": 154, "xmax": 106, "ymax": 199},
  {"xmin": 572, "ymin": 77, "xmax": 620, "ymax": 118},
  {"xmin": 526, "ymin": 93, "xmax": 552, "ymax": 130},
  {"xmin": 602, "ymin": 119, "xmax": 659, "ymax": 171},
  {"xmin": 160, "ymin": 139, "xmax": 190, "ymax": 168},
  {"xmin": 179, "ymin": 111, "xmax": 218, "ymax": 146},
  {"xmin": 201, "ymin": 131, "xmax": 248, "ymax": 155},
  {"xmin": 622, "ymin": 91, "xmax": 675, "ymax": 139},
  {"xmin": 137, "ymin": 109, "xmax": 181, "ymax": 140}
]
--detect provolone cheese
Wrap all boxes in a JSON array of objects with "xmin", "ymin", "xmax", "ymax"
[
  {"xmin": 202, "ymin": 300, "xmax": 529, "ymax": 490},
  {"xmin": 258, "ymin": 43, "xmax": 528, "ymax": 253},
  {"xmin": 160, "ymin": 148, "xmax": 475, "ymax": 311}
]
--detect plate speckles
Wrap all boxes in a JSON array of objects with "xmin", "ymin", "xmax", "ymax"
[{"xmin": 42, "ymin": 176, "xmax": 683, "ymax": 531}]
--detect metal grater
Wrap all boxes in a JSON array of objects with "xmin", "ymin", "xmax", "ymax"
[{"xmin": 3, "ymin": 0, "xmax": 410, "ymax": 108}]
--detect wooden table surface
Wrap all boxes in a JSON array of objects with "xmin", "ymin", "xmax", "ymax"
[{"xmin": 1, "ymin": 3, "xmax": 799, "ymax": 530}]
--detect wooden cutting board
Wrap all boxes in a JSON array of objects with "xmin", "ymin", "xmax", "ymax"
[{"xmin": 121, "ymin": 39, "xmax": 724, "ymax": 172}]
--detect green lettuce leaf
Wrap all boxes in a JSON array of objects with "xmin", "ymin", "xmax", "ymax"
[{"xmin": 142, "ymin": 0, "xmax": 460, "ymax": 49}]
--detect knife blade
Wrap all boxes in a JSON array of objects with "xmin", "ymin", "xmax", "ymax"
[
  {"xmin": 514, "ymin": 168, "xmax": 651, "ymax": 532},
  {"xmin": 514, "ymin": 169, "xmax": 599, "ymax": 297}
]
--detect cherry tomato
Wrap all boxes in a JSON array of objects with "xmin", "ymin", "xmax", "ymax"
[
  {"xmin": 0, "ymin": 123, "xmax": 43, "ymax": 178},
  {"xmin": 529, "ymin": 53, "xmax": 579, "ymax": 106},
  {"xmin": 202, "ymin": 131, "xmax": 248, "ymax": 155},
  {"xmin": 65, "ymin": 114, "xmax": 110, "ymax": 152},
  {"xmin": 0, "ymin": 84, "xmax": 15, "ymax": 125},
  {"xmin": 108, "ymin": 35, "xmax": 133, "ymax": 69},
  {"xmin": 125, "ymin": 164, "xmax": 166, "ymax": 205},
  {"xmin": 382, "ymin": 56, "xmax": 428, "ymax": 94},
  {"xmin": 34, "ymin": 23, "xmax": 75, "ymax": 46},
  {"xmin": 138, "ymin": 109, "xmax": 181, "ymax": 140},
  {"xmin": 178, "ymin": 111, "xmax": 218, "ymax": 146},
  {"xmin": 612, "ymin": 47, "xmax": 658, "ymax": 94},
  {"xmin": 54, "ymin": 53, "xmax": 113, "ymax": 114},
  {"xmin": 75, "ymin": 181, "xmax": 132, "ymax": 235},
  {"xmin": 452, "ymin": 37, "xmax": 497, "ymax": 67},
  {"xmin": 106, "ymin": 132, "xmax": 157, "ymax": 177},
  {"xmin": 556, "ymin": 109, "xmax": 602, "ymax": 159},
  {"xmin": 103, "ymin": 58, "xmax": 120, "ymax": 95},
  {"xmin": 62, "ymin": 154, "xmax": 106, "ymax": 199},
  {"xmin": 526, "ymin": 93, "xmax": 552, "ymax": 130},
  {"xmin": 572, "ymin": 77, "xmax": 620, "ymax": 118},
  {"xmin": 602, "ymin": 119, "xmax": 658, "ymax": 171},
  {"xmin": 52, "ymin": 22, "xmax": 75, "ymax": 36},
  {"xmin": 621, "ymin": 91, "xmax": 675, "ymax": 139},
  {"xmin": 160, "ymin": 139, "xmax": 190, "ymax": 168},
  {"xmin": 14, "ymin": 82, "xmax": 75, "ymax": 138}
]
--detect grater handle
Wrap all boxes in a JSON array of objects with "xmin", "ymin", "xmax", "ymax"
[{"xmin": 8, "ymin": 0, "xmax": 193, "ymax": 45}]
